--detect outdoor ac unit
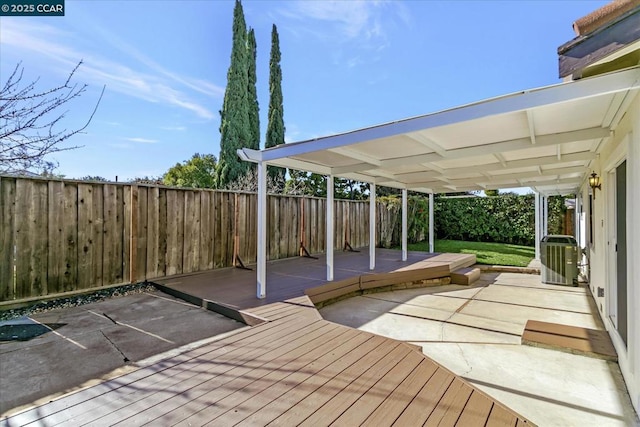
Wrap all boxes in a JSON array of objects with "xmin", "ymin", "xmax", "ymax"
[{"xmin": 540, "ymin": 235, "xmax": 578, "ymax": 286}]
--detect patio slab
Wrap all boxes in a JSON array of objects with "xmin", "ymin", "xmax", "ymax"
[
  {"xmin": 420, "ymin": 343, "xmax": 638, "ymax": 426},
  {"xmin": 320, "ymin": 271, "xmax": 640, "ymax": 426},
  {"xmin": 0, "ymin": 290, "xmax": 243, "ymax": 415}
]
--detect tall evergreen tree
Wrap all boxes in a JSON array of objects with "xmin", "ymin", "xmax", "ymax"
[
  {"xmin": 216, "ymin": 0, "xmax": 251, "ymax": 188},
  {"xmin": 265, "ymin": 24, "xmax": 286, "ymax": 187},
  {"xmin": 247, "ymin": 28, "xmax": 260, "ymax": 153}
]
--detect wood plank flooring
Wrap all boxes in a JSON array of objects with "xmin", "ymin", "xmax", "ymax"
[
  {"xmin": 152, "ymin": 249, "xmax": 475, "ymax": 310},
  {"xmin": 4, "ymin": 295, "xmax": 533, "ymax": 426}
]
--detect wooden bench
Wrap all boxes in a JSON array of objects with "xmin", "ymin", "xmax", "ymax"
[
  {"xmin": 450, "ymin": 267, "xmax": 481, "ymax": 285},
  {"xmin": 522, "ymin": 320, "xmax": 617, "ymax": 361},
  {"xmin": 305, "ymin": 264, "xmax": 451, "ymax": 306}
]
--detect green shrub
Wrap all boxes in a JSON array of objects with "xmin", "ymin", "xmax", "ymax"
[{"xmin": 377, "ymin": 194, "xmax": 570, "ymax": 248}]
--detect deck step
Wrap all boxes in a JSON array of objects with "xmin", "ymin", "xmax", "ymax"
[
  {"xmin": 450, "ymin": 267, "xmax": 481, "ymax": 286},
  {"xmin": 522, "ymin": 320, "xmax": 617, "ymax": 361}
]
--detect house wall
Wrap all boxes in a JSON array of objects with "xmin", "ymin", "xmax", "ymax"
[{"xmin": 581, "ymin": 92, "xmax": 640, "ymax": 413}]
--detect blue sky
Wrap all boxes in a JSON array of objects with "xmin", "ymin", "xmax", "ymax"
[{"xmin": 0, "ymin": 0, "xmax": 608, "ymax": 181}]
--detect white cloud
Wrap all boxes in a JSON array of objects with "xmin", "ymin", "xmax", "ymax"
[
  {"xmin": 161, "ymin": 126, "xmax": 187, "ymax": 131},
  {"xmin": 0, "ymin": 20, "xmax": 218, "ymax": 120},
  {"xmin": 280, "ymin": 1, "xmax": 409, "ymax": 42},
  {"xmin": 124, "ymin": 137, "xmax": 158, "ymax": 144},
  {"xmin": 278, "ymin": 1, "xmax": 410, "ymax": 68}
]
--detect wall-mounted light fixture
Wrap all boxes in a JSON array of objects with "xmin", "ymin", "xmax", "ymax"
[{"xmin": 588, "ymin": 172, "xmax": 601, "ymax": 199}]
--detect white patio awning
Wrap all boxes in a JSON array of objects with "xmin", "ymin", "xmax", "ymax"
[{"xmin": 239, "ymin": 66, "xmax": 640, "ymax": 196}]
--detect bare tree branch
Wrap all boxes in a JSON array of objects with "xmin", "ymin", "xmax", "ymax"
[{"xmin": 0, "ymin": 60, "xmax": 104, "ymax": 174}]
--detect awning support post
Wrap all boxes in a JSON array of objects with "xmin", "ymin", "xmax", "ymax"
[
  {"xmin": 535, "ymin": 191, "xmax": 541, "ymax": 260},
  {"xmin": 543, "ymin": 195, "xmax": 549, "ymax": 236},
  {"xmin": 402, "ymin": 189, "xmax": 408, "ymax": 261},
  {"xmin": 429, "ymin": 193, "xmax": 434, "ymax": 253},
  {"xmin": 326, "ymin": 174, "xmax": 334, "ymax": 281},
  {"xmin": 369, "ymin": 183, "xmax": 376, "ymax": 270},
  {"xmin": 256, "ymin": 162, "xmax": 267, "ymax": 299}
]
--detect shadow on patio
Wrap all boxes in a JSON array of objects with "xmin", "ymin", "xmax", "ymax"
[{"xmin": 319, "ymin": 271, "xmax": 639, "ymax": 426}]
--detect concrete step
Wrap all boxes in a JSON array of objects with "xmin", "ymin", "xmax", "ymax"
[{"xmin": 450, "ymin": 267, "xmax": 481, "ymax": 286}]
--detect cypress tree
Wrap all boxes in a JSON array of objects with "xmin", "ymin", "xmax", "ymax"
[
  {"xmin": 216, "ymin": 0, "xmax": 251, "ymax": 188},
  {"xmin": 247, "ymin": 28, "xmax": 260, "ymax": 153},
  {"xmin": 265, "ymin": 24, "xmax": 286, "ymax": 187}
]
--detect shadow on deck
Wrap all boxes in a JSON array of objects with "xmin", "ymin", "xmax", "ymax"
[{"xmin": 3, "ymin": 249, "xmax": 535, "ymax": 426}]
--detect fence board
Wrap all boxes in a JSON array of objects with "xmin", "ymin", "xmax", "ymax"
[
  {"xmin": 128, "ymin": 185, "xmax": 138, "ymax": 283},
  {"xmin": 318, "ymin": 199, "xmax": 326, "ymax": 253},
  {"xmin": 13, "ymin": 180, "xmax": 48, "ymax": 298},
  {"xmin": 212, "ymin": 192, "xmax": 221, "ymax": 268},
  {"xmin": 63, "ymin": 183, "xmax": 78, "ymax": 292},
  {"xmin": 288, "ymin": 196, "xmax": 299, "ymax": 257},
  {"xmin": 104, "ymin": 184, "xmax": 123, "ymax": 285},
  {"xmin": 146, "ymin": 186, "xmax": 159, "ymax": 279},
  {"xmin": 236, "ymin": 193, "xmax": 250, "ymax": 263},
  {"xmin": 14, "ymin": 179, "xmax": 32, "ymax": 298},
  {"xmin": 199, "ymin": 191, "xmax": 212, "ymax": 270},
  {"xmin": 0, "ymin": 177, "xmax": 16, "ymax": 300},
  {"xmin": 183, "ymin": 190, "xmax": 200, "ymax": 273},
  {"xmin": 165, "ymin": 190, "xmax": 183, "ymax": 276},
  {"xmin": 157, "ymin": 188, "xmax": 168, "ymax": 276},
  {"xmin": 309, "ymin": 199, "xmax": 318, "ymax": 254},
  {"xmin": 47, "ymin": 181, "xmax": 65, "ymax": 294},
  {"xmin": 122, "ymin": 186, "xmax": 131, "ymax": 284},
  {"xmin": 91, "ymin": 184, "xmax": 104, "ymax": 287},
  {"xmin": 134, "ymin": 187, "xmax": 147, "ymax": 281},
  {"xmin": 77, "ymin": 184, "xmax": 94, "ymax": 289},
  {"xmin": 248, "ymin": 193, "xmax": 257, "ymax": 263},
  {"xmin": 279, "ymin": 196, "xmax": 289, "ymax": 258},
  {"xmin": 268, "ymin": 195, "xmax": 278, "ymax": 260},
  {"xmin": 225, "ymin": 192, "xmax": 235, "ymax": 266}
]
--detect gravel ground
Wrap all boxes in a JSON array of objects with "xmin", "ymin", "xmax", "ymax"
[{"xmin": 0, "ymin": 283, "xmax": 157, "ymax": 321}]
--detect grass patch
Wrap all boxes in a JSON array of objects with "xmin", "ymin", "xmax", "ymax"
[{"xmin": 406, "ymin": 239, "xmax": 535, "ymax": 267}]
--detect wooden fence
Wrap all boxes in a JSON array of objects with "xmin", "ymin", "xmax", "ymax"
[{"xmin": 0, "ymin": 176, "xmax": 397, "ymax": 302}]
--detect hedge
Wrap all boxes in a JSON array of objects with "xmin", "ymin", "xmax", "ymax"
[{"xmin": 378, "ymin": 194, "xmax": 569, "ymax": 248}]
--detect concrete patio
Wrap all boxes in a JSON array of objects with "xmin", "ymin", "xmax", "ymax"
[{"xmin": 319, "ymin": 271, "xmax": 640, "ymax": 426}]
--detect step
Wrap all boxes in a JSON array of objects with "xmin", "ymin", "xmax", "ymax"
[
  {"xmin": 450, "ymin": 267, "xmax": 481, "ymax": 285},
  {"xmin": 522, "ymin": 320, "xmax": 617, "ymax": 361}
]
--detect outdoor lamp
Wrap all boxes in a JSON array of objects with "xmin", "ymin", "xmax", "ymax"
[{"xmin": 588, "ymin": 172, "xmax": 601, "ymax": 198}]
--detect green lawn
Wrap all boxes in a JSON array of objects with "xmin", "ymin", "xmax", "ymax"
[{"xmin": 406, "ymin": 239, "xmax": 535, "ymax": 267}]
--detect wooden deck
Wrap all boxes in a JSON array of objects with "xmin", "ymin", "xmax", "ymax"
[
  {"xmin": 3, "ymin": 250, "xmax": 534, "ymax": 426},
  {"xmin": 152, "ymin": 249, "xmax": 475, "ymax": 310},
  {"xmin": 5, "ymin": 296, "xmax": 532, "ymax": 426}
]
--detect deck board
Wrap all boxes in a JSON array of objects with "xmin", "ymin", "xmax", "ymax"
[
  {"xmin": 4, "ymin": 251, "xmax": 533, "ymax": 427},
  {"xmin": 331, "ymin": 348, "xmax": 424, "ymax": 426},
  {"xmin": 121, "ymin": 323, "xmax": 348, "ymax": 426},
  {"xmin": 361, "ymin": 358, "xmax": 439, "ymax": 426},
  {"xmin": 457, "ymin": 391, "xmax": 495, "ymax": 426},
  {"xmin": 393, "ymin": 368, "xmax": 456, "ymax": 425},
  {"xmin": 236, "ymin": 331, "xmax": 377, "ymax": 426},
  {"xmin": 424, "ymin": 378, "xmax": 473, "ymax": 426},
  {"xmin": 298, "ymin": 344, "xmax": 411, "ymax": 427},
  {"xmin": 54, "ymin": 319, "xmax": 324, "ymax": 426},
  {"xmin": 486, "ymin": 403, "xmax": 518, "ymax": 427}
]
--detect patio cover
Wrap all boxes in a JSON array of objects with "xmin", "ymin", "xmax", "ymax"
[
  {"xmin": 238, "ymin": 66, "xmax": 640, "ymax": 298},
  {"xmin": 239, "ymin": 66, "xmax": 640, "ymax": 197}
]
